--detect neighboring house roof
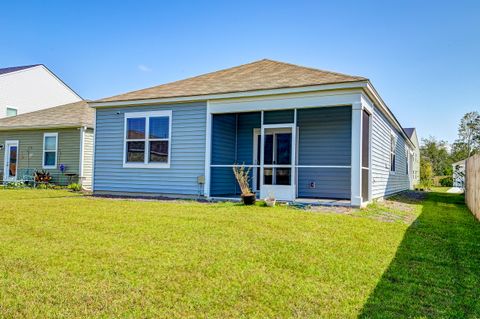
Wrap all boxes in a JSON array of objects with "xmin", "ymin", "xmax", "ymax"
[
  {"xmin": 0, "ymin": 64, "xmax": 42, "ymax": 76},
  {"xmin": 99, "ymin": 59, "xmax": 367, "ymax": 102},
  {"xmin": 403, "ymin": 128, "xmax": 416, "ymax": 139},
  {"xmin": 0, "ymin": 101, "xmax": 93, "ymax": 131}
]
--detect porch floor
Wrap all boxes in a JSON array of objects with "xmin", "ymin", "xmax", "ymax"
[
  {"xmin": 294, "ymin": 198, "xmax": 351, "ymax": 207},
  {"xmin": 210, "ymin": 195, "xmax": 352, "ymax": 207}
]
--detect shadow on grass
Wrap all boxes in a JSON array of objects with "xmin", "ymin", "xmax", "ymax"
[{"xmin": 359, "ymin": 191, "xmax": 480, "ymax": 318}]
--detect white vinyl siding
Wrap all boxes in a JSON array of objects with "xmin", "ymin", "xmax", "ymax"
[{"xmin": 371, "ymin": 106, "xmax": 410, "ymax": 199}]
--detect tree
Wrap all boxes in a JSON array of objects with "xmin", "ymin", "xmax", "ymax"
[
  {"xmin": 420, "ymin": 136, "xmax": 451, "ymax": 176},
  {"xmin": 455, "ymin": 111, "xmax": 480, "ymax": 157},
  {"xmin": 420, "ymin": 160, "xmax": 433, "ymax": 187}
]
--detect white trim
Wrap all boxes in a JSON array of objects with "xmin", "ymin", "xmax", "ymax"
[
  {"xmin": 92, "ymin": 110, "xmax": 97, "ymax": 192},
  {"xmin": 79, "ymin": 126, "xmax": 85, "ymax": 182},
  {"xmin": 351, "ymin": 102, "xmax": 363, "ymax": 206},
  {"xmin": 123, "ymin": 110, "xmax": 172, "ymax": 168},
  {"xmin": 204, "ymin": 102, "xmax": 212, "ymax": 197},
  {"xmin": 90, "ymin": 82, "xmax": 368, "ymax": 108},
  {"xmin": 3, "ymin": 140, "xmax": 19, "ymax": 182},
  {"xmin": 42, "ymin": 132, "xmax": 58, "ymax": 169}
]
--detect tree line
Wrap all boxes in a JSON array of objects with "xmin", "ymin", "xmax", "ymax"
[{"xmin": 420, "ymin": 111, "xmax": 480, "ymax": 185}]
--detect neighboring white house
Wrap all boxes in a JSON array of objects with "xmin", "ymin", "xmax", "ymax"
[
  {"xmin": 452, "ymin": 159, "xmax": 466, "ymax": 188},
  {"xmin": 0, "ymin": 64, "xmax": 82, "ymax": 119},
  {"xmin": 403, "ymin": 128, "xmax": 420, "ymax": 187}
]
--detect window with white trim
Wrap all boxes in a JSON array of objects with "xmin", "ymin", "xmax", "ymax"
[
  {"xmin": 390, "ymin": 134, "xmax": 396, "ymax": 172},
  {"xmin": 124, "ymin": 110, "xmax": 171, "ymax": 168},
  {"xmin": 405, "ymin": 148, "xmax": 409, "ymax": 175},
  {"xmin": 43, "ymin": 133, "xmax": 58, "ymax": 169},
  {"xmin": 6, "ymin": 107, "xmax": 17, "ymax": 117}
]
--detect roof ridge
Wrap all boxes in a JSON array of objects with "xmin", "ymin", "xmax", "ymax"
[
  {"xmin": 99, "ymin": 59, "xmax": 271, "ymax": 100},
  {"xmin": 262, "ymin": 59, "xmax": 366, "ymax": 80},
  {"xmin": 98, "ymin": 59, "xmax": 368, "ymax": 102}
]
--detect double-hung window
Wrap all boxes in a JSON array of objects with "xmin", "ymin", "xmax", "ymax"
[
  {"xmin": 43, "ymin": 133, "xmax": 58, "ymax": 169},
  {"xmin": 390, "ymin": 133, "xmax": 396, "ymax": 173},
  {"xmin": 124, "ymin": 110, "xmax": 172, "ymax": 168}
]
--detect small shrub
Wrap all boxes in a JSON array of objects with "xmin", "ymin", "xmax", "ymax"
[
  {"xmin": 6, "ymin": 181, "xmax": 26, "ymax": 189},
  {"xmin": 37, "ymin": 183, "xmax": 48, "ymax": 190},
  {"xmin": 67, "ymin": 183, "xmax": 82, "ymax": 192},
  {"xmin": 440, "ymin": 176, "xmax": 453, "ymax": 187}
]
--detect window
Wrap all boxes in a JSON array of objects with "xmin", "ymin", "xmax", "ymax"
[
  {"xmin": 405, "ymin": 149, "xmax": 409, "ymax": 175},
  {"xmin": 124, "ymin": 110, "xmax": 171, "ymax": 168},
  {"xmin": 6, "ymin": 107, "xmax": 17, "ymax": 117},
  {"xmin": 43, "ymin": 133, "xmax": 58, "ymax": 169},
  {"xmin": 390, "ymin": 134, "xmax": 396, "ymax": 172}
]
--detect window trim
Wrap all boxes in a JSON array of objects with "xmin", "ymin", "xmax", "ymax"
[
  {"xmin": 390, "ymin": 132, "xmax": 396, "ymax": 174},
  {"xmin": 43, "ymin": 132, "xmax": 58, "ymax": 169},
  {"xmin": 6, "ymin": 106, "xmax": 18, "ymax": 117},
  {"xmin": 123, "ymin": 110, "xmax": 172, "ymax": 168}
]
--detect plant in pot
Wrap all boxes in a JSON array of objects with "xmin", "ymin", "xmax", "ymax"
[
  {"xmin": 232, "ymin": 164, "xmax": 255, "ymax": 205},
  {"xmin": 264, "ymin": 192, "xmax": 276, "ymax": 207}
]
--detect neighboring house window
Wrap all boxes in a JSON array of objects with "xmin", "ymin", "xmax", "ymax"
[
  {"xmin": 390, "ymin": 134, "xmax": 396, "ymax": 172},
  {"xmin": 124, "ymin": 110, "xmax": 172, "ymax": 168},
  {"xmin": 6, "ymin": 107, "xmax": 17, "ymax": 117},
  {"xmin": 43, "ymin": 133, "xmax": 58, "ymax": 169}
]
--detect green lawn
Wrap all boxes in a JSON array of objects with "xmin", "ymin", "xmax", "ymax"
[{"xmin": 0, "ymin": 189, "xmax": 478, "ymax": 318}]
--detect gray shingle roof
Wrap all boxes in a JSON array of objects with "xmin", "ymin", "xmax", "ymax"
[
  {"xmin": 0, "ymin": 64, "xmax": 42, "ymax": 76},
  {"xmin": 403, "ymin": 128, "xmax": 416, "ymax": 139},
  {"xmin": 99, "ymin": 59, "xmax": 367, "ymax": 102},
  {"xmin": 0, "ymin": 101, "xmax": 93, "ymax": 131}
]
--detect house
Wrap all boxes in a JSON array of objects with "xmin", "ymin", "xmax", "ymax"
[
  {"xmin": 0, "ymin": 64, "xmax": 81, "ymax": 119},
  {"xmin": 452, "ymin": 159, "xmax": 466, "ymax": 188},
  {"xmin": 90, "ymin": 59, "xmax": 419, "ymax": 206},
  {"xmin": 0, "ymin": 101, "xmax": 94, "ymax": 189},
  {"xmin": 403, "ymin": 127, "xmax": 420, "ymax": 187}
]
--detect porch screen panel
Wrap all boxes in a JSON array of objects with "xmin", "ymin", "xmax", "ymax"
[
  {"xmin": 211, "ymin": 114, "xmax": 236, "ymax": 165},
  {"xmin": 296, "ymin": 106, "xmax": 352, "ymax": 199},
  {"xmin": 263, "ymin": 110, "xmax": 294, "ymax": 125}
]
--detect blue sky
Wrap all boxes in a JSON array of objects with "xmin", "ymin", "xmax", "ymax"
[{"xmin": 1, "ymin": 1, "xmax": 479, "ymax": 143}]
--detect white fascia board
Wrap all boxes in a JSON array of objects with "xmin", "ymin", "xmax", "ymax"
[
  {"xmin": 208, "ymin": 89, "xmax": 363, "ymax": 114},
  {"xmin": 89, "ymin": 81, "xmax": 369, "ymax": 108}
]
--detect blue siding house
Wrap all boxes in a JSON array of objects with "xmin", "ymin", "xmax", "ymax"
[{"xmin": 91, "ymin": 59, "xmax": 418, "ymax": 207}]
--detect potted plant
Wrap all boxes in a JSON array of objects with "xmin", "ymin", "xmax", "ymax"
[
  {"xmin": 232, "ymin": 164, "xmax": 255, "ymax": 205},
  {"xmin": 264, "ymin": 192, "xmax": 276, "ymax": 207}
]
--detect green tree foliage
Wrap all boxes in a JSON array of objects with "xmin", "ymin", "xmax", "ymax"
[
  {"xmin": 420, "ymin": 159, "xmax": 433, "ymax": 187},
  {"xmin": 420, "ymin": 136, "xmax": 451, "ymax": 176},
  {"xmin": 451, "ymin": 111, "xmax": 480, "ymax": 160}
]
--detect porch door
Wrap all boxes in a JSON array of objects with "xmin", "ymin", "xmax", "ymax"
[
  {"xmin": 4, "ymin": 141, "xmax": 19, "ymax": 182},
  {"xmin": 260, "ymin": 126, "xmax": 295, "ymax": 200}
]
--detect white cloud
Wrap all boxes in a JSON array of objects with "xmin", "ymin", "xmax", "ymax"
[{"xmin": 138, "ymin": 64, "xmax": 152, "ymax": 72}]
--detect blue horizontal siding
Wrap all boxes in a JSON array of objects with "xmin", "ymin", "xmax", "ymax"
[{"xmin": 94, "ymin": 102, "xmax": 207, "ymax": 195}]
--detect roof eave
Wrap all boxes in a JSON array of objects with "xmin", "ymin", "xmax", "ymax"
[
  {"xmin": 363, "ymin": 81, "xmax": 415, "ymax": 148},
  {"xmin": 0, "ymin": 123, "xmax": 92, "ymax": 131},
  {"xmin": 89, "ymin": 80, "xmax": 370, "ymax": 108}
]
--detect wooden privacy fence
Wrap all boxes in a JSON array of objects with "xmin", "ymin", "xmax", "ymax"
[{"xmin": 465, "ymin": 154, "xmax": 480, "ymax": 220}]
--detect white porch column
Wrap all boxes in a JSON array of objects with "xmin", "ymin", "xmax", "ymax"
[
  {"xmin": 204, "ymin": 107, "xmax": 212, "ymax": 197},
  {"xmin": 351, "ymin": 102, "xmax": 363, "ymax": 206}
]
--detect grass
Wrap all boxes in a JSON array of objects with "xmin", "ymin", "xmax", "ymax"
[{"xmin": 0, "ymin": 189, "xmax": 478, "ymax": 318}]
